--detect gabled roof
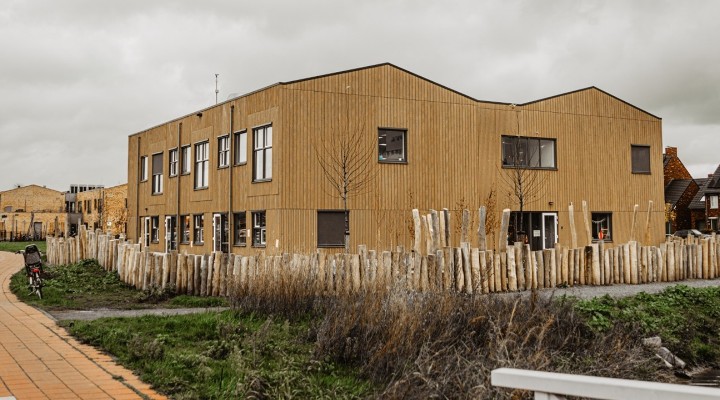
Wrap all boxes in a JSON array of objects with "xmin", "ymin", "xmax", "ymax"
[
  {"xmin": 0, "ymin": 184, "xmax": 63, "ymax": 195},
  {"xmin": 665, "ymin": 179, "xmax": 693, "ymax": 208},
  {"xmin": 706, "ymin": 164, "xmax": 720, "ymax": 192},
  {"xmin": 690, "ymin": 178, "xmax": 710, "ymax": 210}
]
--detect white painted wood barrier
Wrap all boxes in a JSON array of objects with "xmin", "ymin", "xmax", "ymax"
[{"xmin": 491, "ymin": 368, "xmax": 719, "ymax": 400}]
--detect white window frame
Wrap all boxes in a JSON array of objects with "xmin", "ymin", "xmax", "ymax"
[
  {"xmin": 151, "ymin": 152, "xmax": 163, "ymax": 195},
  {"xmin": 218, "ymin": 135, "xmax": 230, "ymax": 168},
  {"xmin": 253, "ymin": 125, "xmax": 272, "ymax": 181},
  {"xmin": 193, "ymin": 214, "xmax": 204, "ymax": 244},
  {"xmin": 169, "ymin": 148, "xmax": 178, "ymax": 177},
  {"xmin": 710, "ymin": 195, "xmax": 719, "ymax": 209},
  {"xmin": 181, "ymin": 145, "xmax": 191, "ymax": 175},
  {"xmin": 234, "ymin": 130, "xmax": 247, "ymax": 165},
  {"xmin": 194, "ymin": 141, "xmax": 209, "ymax": 189},
  {"xmin": 252, "ymin": 211, "xmax": 266, "ymax": 247},
  {"xmin": 140, "ymin": 156, "xmax": 148, "ymax": 181}
]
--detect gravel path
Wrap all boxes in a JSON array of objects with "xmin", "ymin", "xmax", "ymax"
[{"xmin": 48, "ymin": 307, "xmax": 230, "ymax": 321}]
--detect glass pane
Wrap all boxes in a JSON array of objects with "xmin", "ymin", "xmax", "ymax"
[
  {"xmin": 265, "ymin": 148, "xmax": 272, "ymax": 179},
  {"xmin": 516, "ymin": 137, "xmax": 528, "ymax": 166},
  {"xmin": 256, "ymin": 151, "xmax": 264, "ymax": 179},
  {"xmin": 540, "ymin": 140, "xmax": 555, "ymax": 168},
  {"xmin": 265, "ymin": 126, "xmax": 272, "ymax": 146},
  {"xmin": 254, "ymin": 130, "xmax": 263, "ymax": 149},
  {"xmin": 527, "ymin": 139, "xmax": 539, "ymax": 167}
]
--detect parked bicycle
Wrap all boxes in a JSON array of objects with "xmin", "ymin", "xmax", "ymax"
[{"xmin": 17, "ymin": 244, "xmax": 44, "ymax": 299}]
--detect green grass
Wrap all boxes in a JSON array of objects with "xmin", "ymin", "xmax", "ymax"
[
  {"xmin": 62, "ymin": 311, "xmax": 372, "ymax": 399},
  {"xmin": 0, "ymin": 240, "xmax": 47, "ymax": 254},
  {"xmin": 10, "ymin": 259, "xmax": 228, "ymax": 311},
  {"xmin": 575, "ymin": 284, "xmax": 720, "ymax": 363}
]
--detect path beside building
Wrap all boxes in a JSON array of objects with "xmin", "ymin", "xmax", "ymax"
[{"xmin": 0, "ymin": 252, "xmax": 166, "ymax": 400}]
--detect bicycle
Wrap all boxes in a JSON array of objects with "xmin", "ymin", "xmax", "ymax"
[
  {"xmin": 17, "ymin": 244, "xmax": 44, "ymax": 299},
  {"xmin": 27, "ymin": 265, "xmax": 43, "ymax": 299}
]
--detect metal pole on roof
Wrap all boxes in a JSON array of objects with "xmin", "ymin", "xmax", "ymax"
[{"xmin": 215, "ymin": 74, "xmax": 219, "ymax": 104}]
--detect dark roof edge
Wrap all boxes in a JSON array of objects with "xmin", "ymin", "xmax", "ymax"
[{"xmin": 519, "ymin": 86, "xmax": 662, "ymax": 120}]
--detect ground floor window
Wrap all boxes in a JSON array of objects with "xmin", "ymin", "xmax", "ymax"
[
  {"xmin": 166, "ymin": 216, "xmax": 177, "ymax": 251},
  {"xmin": 508, "ymin": 211, "xmax": 557, "ymax": 251},
  {"xmin": 252, "ymin": 211, "xmax": 266, "ymax": 247},
  {"xmin": 180, "ymin": 215, "xmax": 190, "ymax": 244},
  {"xmin": 317, "ymin": 210, "xmax": 345, "ymax": 248},
  {"xmin": 150, "ymin": 216, "xmax": 160, "ymax": 243},
  {"xmin": 710, "ymin": 217, "xmax": 718, "ymax": 232},
  {"xmin": 233, "ymin": 212, "xmax": 247, "ymax": 246},
  {"xmin": 193, "ymin": 214, "xmax": 204, "ymax": 244},
  {"xmin": 591, "ymin": 212, "xmax": 613, "ymax": 241}
]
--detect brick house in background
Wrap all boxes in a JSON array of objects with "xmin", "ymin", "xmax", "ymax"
[
  {"xmin": 76, "ymin": 184, "xmax": 128, "ymax": 236},
  {"xmin": 663, "ymin": 146, "xmax": 699, "ymax": 233},
  {"xmin": 690, "ymin": 164, "xmax": 720, "ymax": 232},
  {"xmin": 0, "ymin": 185, "xmax": 66, "ymax": 240}
]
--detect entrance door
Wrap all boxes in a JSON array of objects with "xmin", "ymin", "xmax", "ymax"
[
  {"xmin": 212, "ymin": 213, "xmax": 229, "ymax": 253},
  {"xmin": 541, "ymin": 213, "xmax": 557, "ymax": 249},
  {"xmin": 165, "ymin": 216, "xmax": 177, "ymax": 252},
  {"xmin": 143, "ymin": 217, "xmax": 151, "ymax": 247},
  {"xmin": 33, "ymin": 222, "xmax": 42, "ymax": 240}
]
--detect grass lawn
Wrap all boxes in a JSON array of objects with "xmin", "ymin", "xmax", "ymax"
[{"xmin": 0, "ymin": 240, "xmax": 47, "ymax": 254}]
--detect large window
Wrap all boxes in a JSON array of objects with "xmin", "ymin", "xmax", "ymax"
[
  {"xmin": 180, "ymin": 215, "xmax": 190, "ymax": 244},
  {"xmin": 631, "ymin": 145, "xmax": 650, "ymax": 174},
  {"xmin": 150, "ymin": 216, "xmax": 160, "ymax": 243},
  {"xmin": 252, "ymin": 211, "xmax": 266, "ymax": 247},
  {"xmin": 218, "ymin": 135, "xmax": 230, "ymax": 168},
  {"xmin": 234, "ymin": 130, "xmax": 247, "ymax": 165},
  {"xmin": 253, "ymin": 125, "xmax": 272, "ymax": 181},
  {"xmin": 710, "ymin": 195, "xmax": 719, "ymax": 209},
  {"xmin": 181, "ymin": 145, "xmax": 191, "ymax": 175},
  {"xmin": 193, "ymin": 214, "xmax": 204, "ymax": 244},
  {"xmin": 151, "ymin": 153, "xmax": 163, "ymax": 194},
  {"xmin": 195, "ymin": 141, "xmax": 209, "ymax": 189},
  {"xmin": 140, "ymin": 156, "xmax": 148, "ymax": 181},
  {"xmin": 317, "ymin": 211, "xmax": 346, "ymax": 248},
  {"xmin": 233, "ymin": 211, "xmax": 247, "ymax": 246},
  {"xmin": 378, "ymin": 128, "xmax": 407, "ymax": 163},
  {"xmin": 502, "ymin": 136, "xmax": 556, "ymax": 169},
  {"xmin": 169, "ymin": 148, "xmax": 178, "ymax": 177},
  {"xmin": 591, "ymin": 212, "xmax": 613, "ymax": 241}
]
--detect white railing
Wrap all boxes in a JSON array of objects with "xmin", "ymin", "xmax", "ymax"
[{"xmin": 491, "ymin": 368, "xmax": 719, "ymax": 400}]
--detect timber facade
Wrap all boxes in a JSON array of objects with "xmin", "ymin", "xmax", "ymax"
[{"xmin": 128, "ymin": 63, "xmax": 665, "ymax": 254}]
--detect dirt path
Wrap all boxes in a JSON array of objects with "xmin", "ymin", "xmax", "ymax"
[
  {"xmin": 0, "ymin": 252, "xmax": 167, "ymax": 400},
  {"xmin": 49, "ymin": 307, "xmax": 229, "ymax": 321}
]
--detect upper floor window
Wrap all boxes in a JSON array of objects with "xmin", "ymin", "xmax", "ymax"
[
  {"xmin": 218, "ymin": 135, "xmax": 230, "ymax": 168},
  {"xmin": 378, "ymin": 129, "xmax": 407, "ymax": 163},
  {"xmin": 710, "ymin": 195, "xmax": 719, "ymax": 209},
  {"xmin": 631, "ymin": 145, "xmax": 650, "ymax": 174},
  {"xmin": 151, "ymin": 153, "xmax": 163, "ymax": 194},
  {"xmin": 253, "ymin": 125, "xmax": 272, "ymax": 181},
  {"xmin": 169, "ymin": 148, "xmax": 178, "ymax": 177},
  {"xmin": 234, "ymin": 130, "xmax": 247, "ymax": 165},
  {"xmin": 195, "ymin": 141, "xmax": 209, "ymax": 189},
  {"xmin": 140, "ymin": 156, "xmax": 148, "ymax": 181},
  {"xmin": 181, "ymin": 145, "xmax": 191, "ymax": 175},
  {"xmin": 502, "ymin": 136, "xmax": 556, "ymax": 169}
]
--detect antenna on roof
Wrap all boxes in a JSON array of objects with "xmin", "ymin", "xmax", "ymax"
[{"xmin": 215, "ymin": 74, "xmax": 219, "ymax": 104}]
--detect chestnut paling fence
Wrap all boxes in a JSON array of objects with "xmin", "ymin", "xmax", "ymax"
[{"xmin": 45, "ymin": 216, "xmax": 720, "ymax": 298}]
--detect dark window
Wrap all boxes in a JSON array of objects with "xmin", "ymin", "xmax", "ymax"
[
  {"xmin": 181, "ymin": 146, "xmax": 191, "ymax": 175},
  {"xmin": 193, "ymin": 214, "xmax": 204, "ymax": 244},
  {"xmin": 378, "ymin": 129, "xmax": 407, "ymax": 162},
  {"xmin": 234, "ymin": 130, "xmax": 247, "ymax": 165},
  {"xmin": 180, "ymin": 215, "xmax": 190, "ymax": 244},
  {"xmin": 253, "ymin": 125, "xmax": 272, "ymax": 181},
  {"xmin": 195, "ymin": 141, "xmax": 209, "ymax": 189},
  {"xmin": 150, "ymin": 216, "xmax": 160, "ymax": 243},
  {"xmin": 317, "ymin": 211, "xmax": 346, "ymax": 248},
  {"xmin": 152, "ymin": 153, "xmax": 163, "ymax": 194},
  {"xmin": 169, "ymin": 148, "xmax": 178, "ymax": 177},
  {"xmin": 252, "ymin": 211, "xmax": 266, "ymax": 247},
  {"xmin": 218, "ymin": 135, "xmax": 230, "ymax": 168},
  {"xmin": 233, "ymin": 211, "xmax": 247, "ymax": 246},
  {"xmin": 140, "ymin": 156, "xmax": 148, "ymax": 181},
  {"xmin": 167, "ymin": 216, "xmax": 177, "ymax": 250},
  {"xmin": 591, "ymin": 212, "xmax": 613, "ymax": 241},
  {"xmin": 631, "ymin": 145, "xmax": 650, "ymax": 174},
  {"xmin": 502, "ymin": 136, "xmax": 556, "ymax": 168}
]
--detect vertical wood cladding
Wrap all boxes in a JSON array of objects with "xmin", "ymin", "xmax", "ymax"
[{"xmin": 129, "ymin": 64, "xmax": 664, "ymax": 254}]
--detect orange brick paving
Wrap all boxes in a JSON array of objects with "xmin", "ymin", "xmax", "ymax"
[{"xmin": 0, "ymin": 252, "xmax": 167, "ymax": 400}]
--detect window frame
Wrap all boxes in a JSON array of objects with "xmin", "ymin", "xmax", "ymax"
[
  {"xmin": 234, "ymin": 130, "xmax": 247, "ymax": 166},
  {"xmin": 378, "ymin": 128, "xmax": 408, "ymax": 163},
  {"xmin": 218, "ymin": 135, "xmax": 230, "ymax": 168},
  {"xmin": 180, "ymin": 145, "xmax": 191, "ymax": 175},
  {"xmin": 252, "ymin": 125, "xmax": 272, "ymax": 182},
  {"xmin": 193, "ymin": 214, "xmax": 204, "ymax": 244},
  {"xmin": 233, "ymin": 211, "xmax": 247, "ymax": 247},
  {"xmin": 631, "ymin": 144, "xmax": 651, "ymax": 174},
  {"xmin": 150, "ymin": 216, "xmax": 160, "ymax": 243},
  {"xmin": 169, "ymin": 148, "xmax": 179, "ymax": 177},
  {"xmin": 180, "ymin": 214, "xmax": 190, "ymax": 244},
  {"xmin": 501, "ymin": 135, "xmax": 557, "ymax": 169},
  {"xmin": 591, "ymin": 212, "xmax": 613, "ymax": 242},
  {"xmin": 139, "ymin": 155, "xmax": 148, "ymax": 182},
  {"xmin": 317, "ymin": 210, "xmax": 346, "ymax": 248},
  {"xmin": 194, "ymin": 141, "xmax": 209, "ymax": 189},
  {"xmin": 151, "ymin": 152, "xmax": 164, "ymax": 195},
  {"xmin": 251, "ymin": 211, "xmax": 266, "ymax": 247},
  {"xmin": 710, "ymin": 195, "xmax": 719, "ymax": 210}
]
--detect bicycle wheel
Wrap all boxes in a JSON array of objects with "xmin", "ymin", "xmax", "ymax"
[{"xmin": 32, "ymin": 272, "xmax": 43, "ymax": 299}]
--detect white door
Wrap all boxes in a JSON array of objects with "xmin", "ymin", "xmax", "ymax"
[
  {"xmin": 143, "ymin": 217, "xmax": 151, "ymax": 247},
  {"xmin": 212, "ymin": 213, "xmax": 222, "ymax": 252},
  {"xmin": 541, "ymin": 213, "xmax": 558, "ymax": 249},
  {"xmin": 165, "ymin": 216, "xmax": 172, "ymax": 253}
]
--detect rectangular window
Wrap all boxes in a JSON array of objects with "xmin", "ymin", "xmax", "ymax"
[
  {"xmin": 253, "ymin": 125, "xmax": 272, "ymax": 181},
  {"xmin": 218, "ymin": 135, "xmax": 230, "ymax": 168},
  {"xmin": 710, "ymin": 217, "xmax": 718, "ymax": 232},
  {"xmin": 193, "ymin": 214, "xmax": 204, "ymax": 244},
  {"xmin": 180, "ymin": 215, "xmax": 190, "ymax": 244},
  {"xmin": 502, "ymin": 136, "xmax": 556, "ymax": 168},
  {"xmin": 710, "ymin": 195, "xmax": 719, "ymax": 209},
  {"xmin": 591, "ymin": 212, "xmax": 613, "ymax": 242},
  {"xmin": 150, "ymin": 216, "xmax": 160, "ymax": 243},
  {"xmin": 631, "ymin": 145, "xmax": 651, "ymax": 174},
  {"xmin": 378, "ymin": 128, "xmax": 407, "ymax": 162},
  {"xmin": 317, "ymin": 210, "xmax": 346, "ymax": 248},
  {"xmin": 234, "ymin": 130, "xmax": 247, "ymax": 165},
  {"xmin": 151, "ymin": 152, "xmax": 163, "ymax": 194},
  {"xmin": 140, "ymin": 156, "xmax": 148, "ymax": 181},
  {"xmin": 169, "ymin": 148, "xmax": 178, "ymax": 177},
  {"xmin": 252, "ymin": 211, "xmax": 266, "ymax": 247},
  {"xmin": 195, "ymin": 141, "xmax": 209, "ymax": 189},
  {"xmin": 181, "ymin": 146, "xmax": 191, "ymax": 175},
  {"xmin": 233, "ymin": 211, "xmax": 247, "ymax": 246}
]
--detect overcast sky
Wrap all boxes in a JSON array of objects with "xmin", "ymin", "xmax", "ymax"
[{"xmin": 1, "ymin": 0, "xmax": 718, "ymax": 192}]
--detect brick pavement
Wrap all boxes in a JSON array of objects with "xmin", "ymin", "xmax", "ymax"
[{"xmin": 0, "ymin": 251, "xmax": 167, "ymax": 400}]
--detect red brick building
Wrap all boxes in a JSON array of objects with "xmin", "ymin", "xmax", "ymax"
[
  {"xmin": 663, "ymin": 147, "xmax": 699, "ymax": 233},
  {"xmin": 690, "ymin": 164, "xmax": 720, "ymax": 232}
]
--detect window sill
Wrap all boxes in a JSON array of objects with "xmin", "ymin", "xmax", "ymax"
[
  {"xmin": 151, "ymin": 241, "xmax": 159, "ymax": 244},
  {"xmin": 252, "ymin": 179, "xmax": 272, "ymax": 183},
  {"xmin": 194, "ymin": 186, "xmax": 208, "ymax": 191},
  {"xmin": 632, "ymin": 171, "xmax": 651, "ymax": 175},
  {"xmin": 180, "ymin": 241, "xmax": 190, "ymax": 245},
  {"xmin": 181, "ymin": 172, "xmax": 191, "ymax": 176},
  {"xmin": 378, "ymin": 160, "xmax": 408, "ymax": 164},
  {"xmin": 169, "ymin": 174, "xmax": 178, "ymax": 178},
  {"xmin": 252, "ymin": 244, "xmax": 266, "ymax": 248},
  {"xmin": 318, "ymin": 244, "xmax": 345, "ymax": 248},
  {"xmin": 233, "ymin": 243, "xmax": 247, "ymax": 247},
  {"xmin": 193, "ymin": 242, "xmax": 204, "ymax": 246},
  {"xmin": 501, "ymin": 165, "xmax": 558, "ymax": 171},
  {"xmin": 218, "ymin": 165, "xmax": 229, "ymax": 170},
  {"xmin": 151, "ymin": 192, "xmax": 163, "ymax": 196},
  {"xmin": 234, "ymin": 162, "xmax": 247, "ymax": 167}
]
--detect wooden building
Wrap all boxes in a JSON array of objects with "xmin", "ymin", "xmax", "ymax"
[{"xmin": 127, "ymin": 63, "xmax": 665, "ymax": 254}]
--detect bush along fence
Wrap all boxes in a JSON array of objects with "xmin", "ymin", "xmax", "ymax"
[{"xmin": 45, "ymin": 211, "xmax": 720, "ymax": 298}]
